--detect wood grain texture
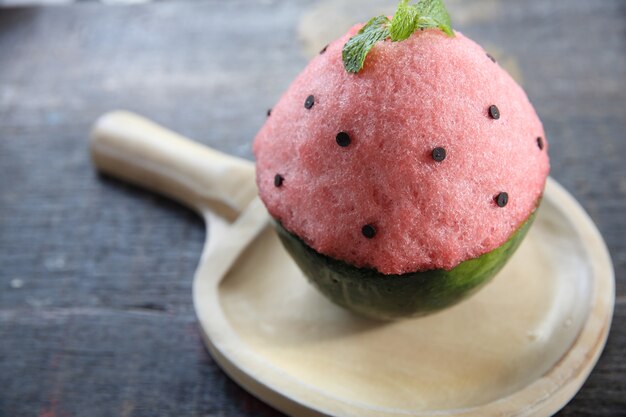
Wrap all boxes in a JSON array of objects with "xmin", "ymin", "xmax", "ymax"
[{"xmin": 0, "ymin": 1, "xmax": 624, "ymax": 416}]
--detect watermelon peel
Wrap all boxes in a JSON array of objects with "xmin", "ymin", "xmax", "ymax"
[{"xmin": 274, "ymin": 209, "xmax": 536, "ymax": 320}]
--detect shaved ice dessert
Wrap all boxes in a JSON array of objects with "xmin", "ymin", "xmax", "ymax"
[{"xmin": 253, "ymin": 0, "xmax": 549, "ymax": 319}]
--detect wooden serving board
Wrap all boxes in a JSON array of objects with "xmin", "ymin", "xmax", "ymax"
[{"xmin": 91, "ymin": 111, "xmax": 614, "ymax": 417}]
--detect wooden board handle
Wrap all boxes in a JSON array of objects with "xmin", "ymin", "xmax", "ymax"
[{"xmin": 90, "ymin": 111, "xmax": 257, "ymax": 215}]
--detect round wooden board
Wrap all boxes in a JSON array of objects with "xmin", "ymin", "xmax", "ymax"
[
  {"xmin": 193, "ymin": 178, "xmax": 614, "ymax": 417},
  {"xmin": 90, "ymin": 112, "xmax": 614, "ymax": 417}
]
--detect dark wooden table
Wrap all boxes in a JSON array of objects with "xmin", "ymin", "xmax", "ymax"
[{"xmin": 1, "ymin": 1, "xmax": 624, "ymax": 416}]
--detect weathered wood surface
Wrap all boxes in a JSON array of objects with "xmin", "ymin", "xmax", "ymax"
[{"xmin": 0, "ymin": 1, "xmax": 624, "ymax": 416}]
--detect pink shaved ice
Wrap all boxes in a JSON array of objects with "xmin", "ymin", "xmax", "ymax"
[{"xmin": 253, "ymin": 27, "xmax": 549, "ymax": 275}]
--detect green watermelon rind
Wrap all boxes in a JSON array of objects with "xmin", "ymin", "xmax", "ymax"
[{"xmin": 275, "ymin": 210, "xmax": 536, "ymax": 320}]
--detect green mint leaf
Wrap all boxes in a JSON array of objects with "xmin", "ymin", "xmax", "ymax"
[
  {"xmin": 342, "ymin": 0, "xmax": 454, "ymax": 73},
  {"xmin": 389, "ymin": 0, "xmax": 419, "ymax": 41},
  {"xmin": 415, "ymin": 0, "xmax": 453, "ymax": 36},
  {"xmin": 342, "ymin": 15, "xmax": 391, "ymax": 73}
]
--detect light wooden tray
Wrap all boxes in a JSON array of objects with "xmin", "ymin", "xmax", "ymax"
[{"xmin": 91, "ymin": 111, "xmax": 614, "ymax": 417}]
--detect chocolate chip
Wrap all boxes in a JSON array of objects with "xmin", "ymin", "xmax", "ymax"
[
  {"xmin": 362, "ymin": 224, "xmax": 376, "ymax": 239},
  {"xmin": 537, "ymin": 136, "xmax": 544, "ymax": 150},
  {"xmin": 304, "ymin": 95, "xmax": 315, "ymax": 109},
  {"xmin": 274, "ymin": 174, "xmax": 284, "ymax": 187},
  {"xmin": 495, "ymin": 192, "xmax": 508, "ymax": 207},
  {"xmin": 267, "ymin": 108, "xmax": 272, "ymax": 117},
  {"xmin": 432, "ymin": 147, "xmax": 446, "ymax": 162},
  {"xmin": 489, "ymin": 105, "xmax": 500, "ymax": 120},
  {"xmin": 336, "ymin": 132, "xmax": 351, "ymax": 147},
  {"xmin": 487, "ymin": 53, "xmax": 496, "ymax": 63},
  {"xmin": 320, "ymin": 44, "xmax": 328, "ymax": 54}
]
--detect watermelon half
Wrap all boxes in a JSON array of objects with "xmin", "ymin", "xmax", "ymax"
[{"xmin": 253, "ymin": 27, "xmax": 549, "ymax": 319}]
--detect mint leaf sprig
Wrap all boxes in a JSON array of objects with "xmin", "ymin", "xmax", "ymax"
[
  {"xmin": 342, "ymin": 16, "xmax": 391, "ymax": 75},
  {"xmin": 342, "ymin": 0, "xmax": 454, "ymax": 73}
]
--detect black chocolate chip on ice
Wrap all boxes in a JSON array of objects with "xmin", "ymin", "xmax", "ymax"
[
  {"xmin": 489, "ymin": 105, "xmax": 500, "ymax": 120},
  {"xmin": 304, "ymin": 95, "xmax": 315, "ymax": 109},
  {"xmin": 274, "ymin": 174, "xmax": 284, "ymax": 187},
  {"xmin": 495, "ymin": 192, "xmax": 509, "ymax": 207},
  {"xmin": 537, "ymin": 137, "xmax": 544, "ymax": 150},
  {"xmin": 432, "ymin": 147, "xmax": 446, "ymax": 162},
  {"xmin": 336, "ymin": 132, "xmax": 351, "ymax": 147},
  {"xmin": 362, "ymin": 224, "xmax": 376, "ymax": 239}
]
